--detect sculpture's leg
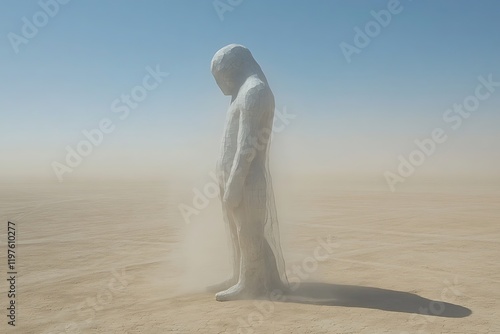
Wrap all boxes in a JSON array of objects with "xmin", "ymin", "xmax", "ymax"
[
  {"xmin": 216, "ymin": 184, "xmax": 269, "ymax": 301},
  {"xmin": 227, "ymin": 208, "xmax": 241, "ymax": 281},
  {"xmin": 207, "ymin": 198, "xmax": 240, "ymax": 292}
]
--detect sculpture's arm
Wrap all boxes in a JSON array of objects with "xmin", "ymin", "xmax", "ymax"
[{"xmin": 223, "ymin": 86, "xmax": 270, "ymax": 208}]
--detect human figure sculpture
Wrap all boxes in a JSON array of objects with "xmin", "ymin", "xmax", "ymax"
[{"xmin": 210, "ymin": 44, "xmax": 288, "ymax": 301}]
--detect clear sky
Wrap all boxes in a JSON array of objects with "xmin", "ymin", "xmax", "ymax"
[{"xmin": 1, "ymin": 0, "xmax": 499, "ymax": 184}]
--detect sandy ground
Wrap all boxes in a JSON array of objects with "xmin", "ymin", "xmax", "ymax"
[{"xmin": 0, "ymin": 180, "xmax": 499, "ymax": 333}]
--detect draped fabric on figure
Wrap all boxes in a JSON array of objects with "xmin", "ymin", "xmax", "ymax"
[{"xmin": 210, "ymin": 44, "xmax": 288, "ymax": 300}]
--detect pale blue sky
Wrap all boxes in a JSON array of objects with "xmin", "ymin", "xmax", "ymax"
[{"xmin": 1, "ymin": 0, "xmax": 499, "ymax": 181}]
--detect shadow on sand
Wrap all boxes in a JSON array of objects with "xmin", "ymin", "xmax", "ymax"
[{"xmin": 281, "ymin": 282, "xmax": 471, "ymax": 318}]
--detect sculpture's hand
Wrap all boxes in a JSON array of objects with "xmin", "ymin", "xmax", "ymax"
[{"xmin": 223, "ymin": 180, "xmax": 243, "ymax": 208}]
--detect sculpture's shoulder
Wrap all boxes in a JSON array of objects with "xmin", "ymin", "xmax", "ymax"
[{"xmin": 240, "ymin": 78, "xmax": 274, "ymax": 113}]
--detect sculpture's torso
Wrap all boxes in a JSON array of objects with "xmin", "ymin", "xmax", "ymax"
[{"xmin": 216, "ymin": 77, "xmax": 274, "ymax": 189}]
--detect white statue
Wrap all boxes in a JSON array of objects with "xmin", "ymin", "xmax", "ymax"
[{"xmin": 210, "ymin": 44, "xmax": 288, "ymax": 301}]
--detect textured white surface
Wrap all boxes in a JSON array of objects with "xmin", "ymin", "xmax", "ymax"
[{"xmin": 211, "ymin": 44, "xmax": 288, "ymax": 301}]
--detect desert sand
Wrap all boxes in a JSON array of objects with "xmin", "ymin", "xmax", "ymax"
[{"xmin": 0, "ymin": 180, "xmax": 499, "ymax": 333}]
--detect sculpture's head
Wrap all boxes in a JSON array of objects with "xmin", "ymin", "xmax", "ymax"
[{"xmin": 211, "ymin": 44, "xmax": 266, "ymax": 96}]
